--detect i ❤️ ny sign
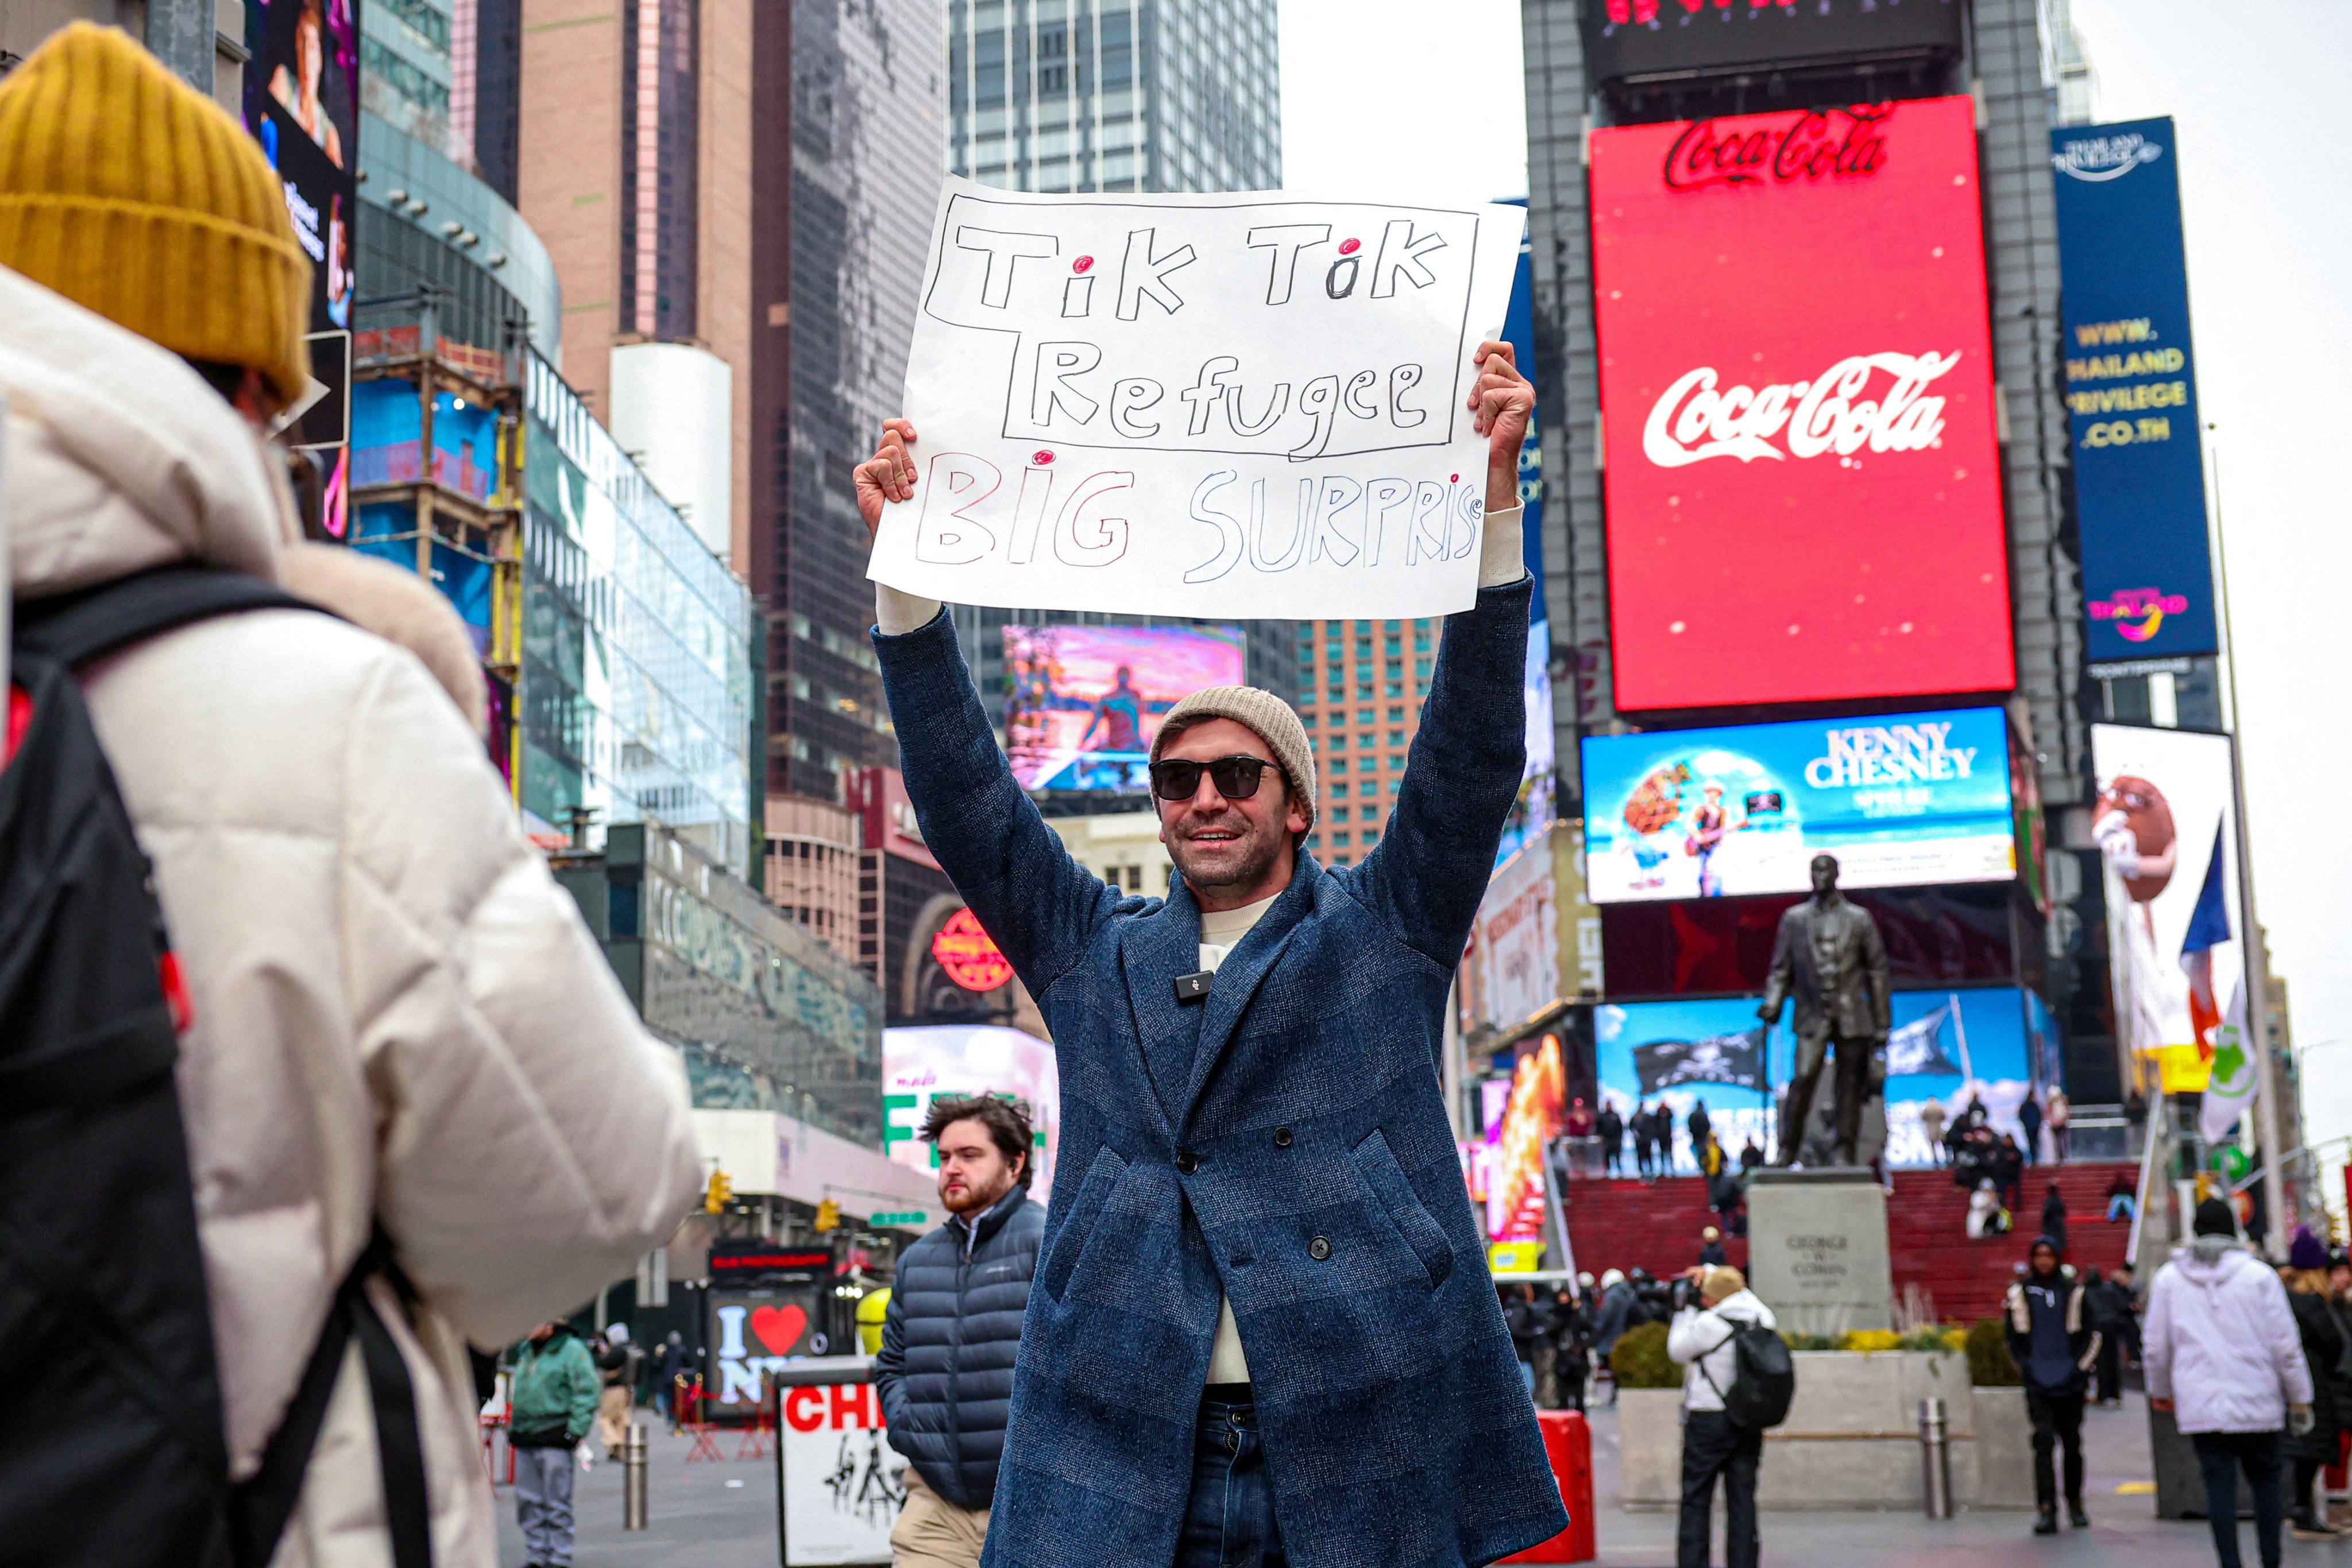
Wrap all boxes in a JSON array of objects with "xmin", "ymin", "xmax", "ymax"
[
  {"xmin": 873, "ymin": 178, "xmax": 1524, "ymax": 619},
  {"xmin": 709, "ymin": 1292, "xmax": 827, "ymax": 1408}
]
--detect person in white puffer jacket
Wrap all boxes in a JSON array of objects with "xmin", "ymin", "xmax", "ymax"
[
  {"xmin": 0, "ymin": 26, "xmax": 701, "ymax": 1566},
  {"xmin": 2145, "ymin": 1197, "xmax": 2314, "ymax": 1568}
]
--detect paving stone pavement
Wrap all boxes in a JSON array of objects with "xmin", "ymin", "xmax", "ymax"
[{"xmin": 498, "ymin": 1391, "xmax": 2311, "ymax": 1566}]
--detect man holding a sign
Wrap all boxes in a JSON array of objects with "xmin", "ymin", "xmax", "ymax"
[{"xmin": 854, "ymin": 181, "xmax": 1563, "ymax": 1568}]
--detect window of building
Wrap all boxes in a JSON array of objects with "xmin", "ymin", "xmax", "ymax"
[
  {"xmin": 1330, "ymin": 782, "xmax": 1349, "ymax": 798},
  {"xmin": 1330, "ymin": 805, "xmax": 1350, "ymax": 822},
  {"xmin": 1389, "ymin": 730, "xmax": 1406, "ymax": 746},
  {"xmin": 1037, "ymin": 22, "xmax": 1069, "ymax": 98},
  {"xmin": 975, "ymin": 28, "xmax": 1006, "ymax": 109},
  {"xmin": 1100, "ymin": 9, "xmax": 1132, "ymax": 91}
]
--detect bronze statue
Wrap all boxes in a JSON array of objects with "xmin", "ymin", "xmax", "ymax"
[{"xmin": 1758, "ymin": 853, "xmax": 1890, "ymax": 1167}]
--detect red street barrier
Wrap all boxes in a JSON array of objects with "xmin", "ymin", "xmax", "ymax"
[{"xmin": 1499, "ymin": 1410, "xmax": 1597, "ymax": 1564}]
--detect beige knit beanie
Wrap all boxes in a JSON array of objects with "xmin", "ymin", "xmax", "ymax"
[{"xmin": 1151, "ymin": 686, "xmax": 1318, "ymax": 831}]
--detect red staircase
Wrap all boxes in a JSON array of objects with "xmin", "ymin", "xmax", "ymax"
[{"xmin": 1561, "ymin": 1160, "xmax": 2135, "ymax": 1325}]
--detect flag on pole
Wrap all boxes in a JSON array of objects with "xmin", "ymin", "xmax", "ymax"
[{"xmin": 2182, "ymin": 824, "xmax": 2254, "ymax": 1141}]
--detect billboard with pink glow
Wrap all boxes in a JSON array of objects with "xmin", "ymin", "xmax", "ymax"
[{"xmin": 1002, "ymin": 624, "xmax": 1245, "ymax": 791}]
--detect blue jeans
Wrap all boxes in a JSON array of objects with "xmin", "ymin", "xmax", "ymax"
[
  {"xmin": 1179, "ymin": 1395, "xmax": 1287, "ymax": 1568},
  {"xmin": 514, "ymin": 1444, "xmax": 577, "ymax": 1567}
]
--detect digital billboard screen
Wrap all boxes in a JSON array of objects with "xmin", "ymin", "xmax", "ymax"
[
  {"xmin": 1594, "ymin": 983, "xmax": 2046, "ymax": 1169},
  {"xmin": 1002, "ymin": 624, "xmax": 1245, "ymax": 791},
  {"xmin": 1581, "ymin": 706, "xmax": 2015, "ymax": 903},
  {"xmin": 2090, "ymin": 724, "xmax": 2247, "ymax": 1119},
  {"xmin": 2049, "ymin": 119, "xmax": 2219, "ymax": 662},
  {"xmin": 1582, "ymin": 0, "xmax": 1963, "ymax": 86},
  {"xmin": 1589, "ymin": 96, "xmax": 2014, "ymax": 710}
]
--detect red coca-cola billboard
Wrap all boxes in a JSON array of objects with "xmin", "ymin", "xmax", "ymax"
[{"xmin": 1591, "ymin": 96, "xmax": 2014, "ymax": 711}]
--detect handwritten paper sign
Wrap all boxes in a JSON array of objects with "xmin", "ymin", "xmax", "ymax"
[{"xmin": 872, "ymin": 179, "xmax": 1524, "ymax": 618}]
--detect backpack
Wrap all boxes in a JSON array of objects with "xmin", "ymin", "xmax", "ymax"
[
  {"xmin": 1697, "ymin": 1315, "xmax": 1797, "ymax": 1431},
  {"xmin": 0, "ymin": 566, "xmax": 433, "ymax": 1568}
]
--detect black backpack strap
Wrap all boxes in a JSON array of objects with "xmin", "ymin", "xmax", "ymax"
[
  {"xmin": 230, "ymin": 1230, "xmax": 434, "ymax": 1568},
  {"xmin": 14, "ymin": 563, "xmax": 332, "ymax": 670}
]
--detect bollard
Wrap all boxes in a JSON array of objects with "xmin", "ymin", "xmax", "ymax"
[
  {"xmin": 1919, "ymin": 1396, "xmax": 1954, "ymax": 1520},
  {"xmin": 623, "ymin": 1420, "xmax": 648, "ymax": 1531}
]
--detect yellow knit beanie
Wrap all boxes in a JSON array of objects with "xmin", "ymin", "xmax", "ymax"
[{"xmin": 0, "ymin": 23, "xmax": 312, "ymax": 407}]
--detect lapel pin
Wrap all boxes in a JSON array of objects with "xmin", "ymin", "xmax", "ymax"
[{"xmin": 1173, "ymin": 971, "xmax": 1212, "ymax": 1003}]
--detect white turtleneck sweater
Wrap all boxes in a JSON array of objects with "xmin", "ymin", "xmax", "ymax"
[{"xmin": 874, "ymin": 505, "xmax": 1529, "ymax": 1387}]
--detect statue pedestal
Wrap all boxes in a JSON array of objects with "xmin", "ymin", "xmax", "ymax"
[{"xmin": 1745, "ymin": 1168, "xmax": 1894, "ymax": 1337}]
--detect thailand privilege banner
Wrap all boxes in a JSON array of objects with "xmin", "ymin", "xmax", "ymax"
[
  {"xmin": 1581, "ymin": 706, "xmax": 2015, "ymax": 903},
  {"xmin": 2049, "ymin": 118, "xmax": 2219, "ymax": 662}
]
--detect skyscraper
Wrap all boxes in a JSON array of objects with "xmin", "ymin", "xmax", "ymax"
[
  {"xmin": 940, "ymin": 0, "xmax": 1294, "ymax": 733},
  {"xmin": 945, "ymin": 0, "xmax": 1280, "ymax": 195},
  {"xmin": 513, "ymin": 1, "xmax": 945, "ymax": 809}
]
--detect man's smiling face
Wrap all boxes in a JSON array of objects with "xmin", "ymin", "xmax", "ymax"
[{"xmin": 1155, "ymin": 717, "xmax": 1309, "ymax": 899}]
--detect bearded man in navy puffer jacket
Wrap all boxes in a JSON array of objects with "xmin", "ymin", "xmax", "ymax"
[{"xmin": 876, "ymin": 1095, "xmax": 1047, "ymax": 1568}]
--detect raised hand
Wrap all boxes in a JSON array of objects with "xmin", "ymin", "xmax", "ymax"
[{"xmin": 852, "ymin": 418, "xmax": 919, "ymax": 539}]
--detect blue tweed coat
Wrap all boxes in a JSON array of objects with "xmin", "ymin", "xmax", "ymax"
[{"xmin": 873, "ymin": 577, "xmax": 1566, "ymax": 1568}]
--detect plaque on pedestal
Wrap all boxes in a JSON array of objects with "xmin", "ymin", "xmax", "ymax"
[{"xmin": 1745, "ymin": 1167, "xmax": 1894, "ymax": 1336}]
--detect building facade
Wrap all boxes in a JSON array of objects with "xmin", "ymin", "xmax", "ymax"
[
  {"xmin": 512, "ymin": 0, "xmax": 945, "ymax": 809},
  {"xmin": 944, "ymin": 0, "xmax": 1280, "ymax": 195}
]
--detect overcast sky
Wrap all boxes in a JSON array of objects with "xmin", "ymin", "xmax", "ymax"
[{"xmin": 1281, "ymin": 1, "xmax": 2352, "ymax": 1155}]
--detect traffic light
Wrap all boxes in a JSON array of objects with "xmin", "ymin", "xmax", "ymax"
[
  {"xmin": 704, "ymin": 1168, "xmax": 733, "ymax": 1214},
  {"xmin": 814, "ymin": 1198, "xmax": 841, "ymax": 1232}
]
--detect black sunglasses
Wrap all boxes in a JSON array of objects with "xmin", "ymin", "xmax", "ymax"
[{"xmin": 1149, "ymin": 755, "xmax": 1274, "ymax": 802}]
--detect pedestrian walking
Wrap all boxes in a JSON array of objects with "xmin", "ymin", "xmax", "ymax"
[
  {"xmin": 1920, "ymin": 1100, "xmax": 1948, "ymax": 1164},
  {"xmin": 2019, "ymin": 1092, "xmax": 2044, "ymax": 1165},
  {"xmin": 1633, "ymin": 1103, "xmax": 1656, "ymax": 1177},
  {"xmin": 2041, "ymin": 1182, "xmax": 2069, "ymax": 1258},
  {"xmin": 853, "ymin": 342, "xmax": 1567, "ymax": 1568},
  {"xmin": 509, "ymin": 1320, "xmax": 601, "ymax": 1568},
  {"xmin": 1565, "ymin": 1096, "xmax": 1596, "ymax": 1138},
  {"xmin": 874, "ymin": 1096, "xmax": 1046, "ymax": 1568},
  {"xmin": 1504, "ymin": 1284, "xmax": 1544, "ymax": 1397},
  {"xmin": 0, "ymin": 28, "xmax": 700, "ymax": 1566},
  {"xmin": 1592, "ymin": 1268, "xmax": 1637, "ymax": 1382},
  {"xmin": 1739, "ymin": 1138, "xmax": 1766, "ymax": 1175},
  {"xmin": 2005, "ymin": 1237, "xmax": 2098, "ymax": 1534},
  {"xmin": 1687, "ymin": 1099, "xmax": 1713, "ymax": 1167},
  {"xmin": 2281, "ymin": 1230, "xmax": 2348, "ymax": 1539},
  {"xmin": 2084, "ymin": 1269, "xmax": 2133, "ymax": 1406},
  {"xmin": 655, "ymin": 1331, "xmax": 691, "ymax": 1428},
  {"xmin": 1699, "ymin": 1226, "xmax": 1728, "ymax": 1268},
  {"xmin": 2046, "ymin": 1089, "xmax": 2072, "ymax": 1163},
  {"xmin": 1547, "ymin": 1287, "xmax": 1591, "ymax": 1413},
  {"xmin": 1599, "ymin": 1101, "xmax": 1627, "ymax": 1176},
  {"xmin": 1653, "ymin": 1103, "xmax": 1681, "ymax": 1174},
  {"xmin": 1668, "ymin": 1265, "xmax": 1780, "ymax": 1568},
  {"xmin": 1994, "ymin": 1133, "xmax": 2027, "ymax": 1214},
  {"xmin": 594, "ymin": 1323, "xmax": 638, "ymax": 1459},
  {"xmin": 2145, "ymin": 1198, "xmax": 2315, "ymax": 1568}
]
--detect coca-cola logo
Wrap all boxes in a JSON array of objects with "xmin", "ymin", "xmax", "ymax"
[
  {"xmin": 1642, "ymin": 352, "xmax": 1960, "ymax": 469},
  {"xmin": 1663, "ymin": 105, "xmax": 1892, "ymax": 191}
]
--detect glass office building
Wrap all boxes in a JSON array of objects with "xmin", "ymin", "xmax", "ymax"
[
  {"xmin": 522, "ymin": 354, "xmax": 759, "ymax": 872},
  {"xmin": 945, "ymin": 0, "xmax": 1280, "ymax": 197}
]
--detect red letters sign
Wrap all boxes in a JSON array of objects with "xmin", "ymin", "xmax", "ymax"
[
  {"xmin": 783, "ymin": 1382, "xmax": 885, "ymax": 1432},
  {"xmin": 930, "ymin": 907, "xmax": 1014, "ymax": 992},
  {"xmin": 1590, "ymin": 96, "xmax": 2014, "ymax": 711}
]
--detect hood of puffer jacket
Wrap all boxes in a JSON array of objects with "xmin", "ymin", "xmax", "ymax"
[
  {"xmin": 2177, "ymin": 1234, "xmax": 2254, "ymax": 1284},
  {"xmin": 0, "ymin": 264, "xmax": 284, "ymax": 600}
]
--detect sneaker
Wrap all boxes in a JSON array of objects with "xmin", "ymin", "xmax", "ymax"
[
  {"xmin": 2292, "ymin": 1519, "xmax": 2338, "ymax": 1542},
  {"xmin": 2068, "ymin": 1503, "xmax": 2090, "ymax": 1529},
  {"xmin": 2034, "ymin": 1509, "xmax": 2059, "ymax": 1536}
]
